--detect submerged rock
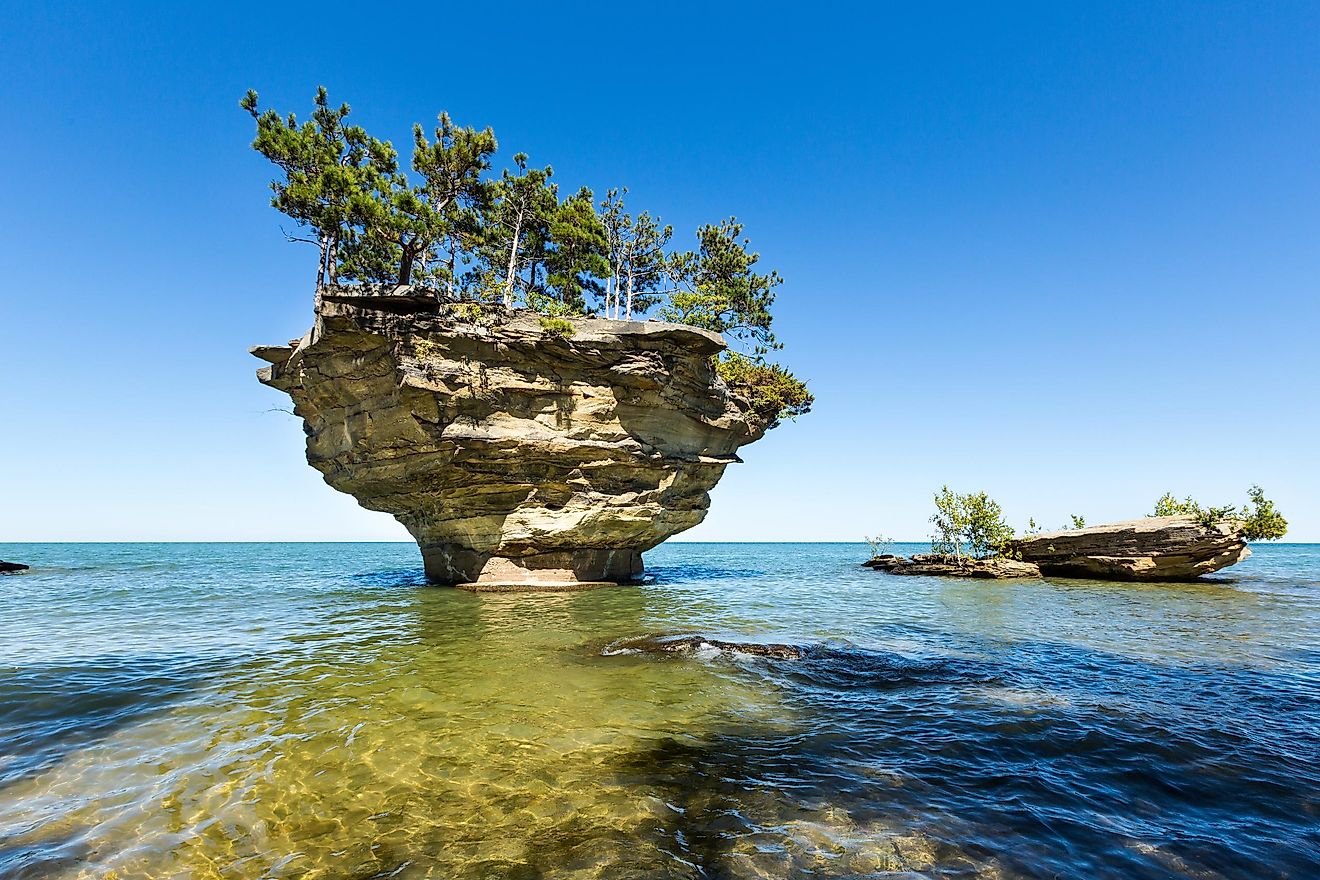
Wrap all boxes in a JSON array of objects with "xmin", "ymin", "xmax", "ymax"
[
  {"xmin": 606, "ymin": 634, "xmax": 808, "ymax": 660},
  {"xmin": 864, "ymin": 554, "xmax": 1041, "ymax": 579},
  {"xmin": 254, "ymin": 287, "xmax": 771, "ymax": 586},
  {"xmin": 1010, "ymin": 515, "xmax": 1250, "ymax": 580},
  {"xmin": 0, "ymin": 560, "xmax": 30, "ymax": 574}
]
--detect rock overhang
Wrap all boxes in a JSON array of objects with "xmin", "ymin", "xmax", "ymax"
[{"xmin": 253, "ymin": 287, "xmax": 770, "ymax": 586}]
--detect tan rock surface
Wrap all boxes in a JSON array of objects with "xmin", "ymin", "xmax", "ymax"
[
  {"xmin": 863, "ymin": 554, "xmax": 1042, "ymax": 579},
  {"xmin": 253, "ymin": 288, "xmax": 770, "ymax": 585},
  {"xmin": 1010, "ymin": 515, "xmax": 1250, "ymax": 580}
]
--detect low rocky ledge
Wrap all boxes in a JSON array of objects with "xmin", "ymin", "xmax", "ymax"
[
  {"xmin": 254, "ymin": 286, "xmax": 772, "ymax": 586},
  {"xmin": 864, "ymin": 515, "xmax": 1253, "ymax": 583},
  {"xmin": 863, "ymin": 554, "xmax": 1042, "ymax": 579},
  {"xmin": 1010, "ymin": 515, "xmax": 1250, "ymax": 580},
  {"xmin": 0, "ymin": 560, "xmax": 30, "ymax": 574}
]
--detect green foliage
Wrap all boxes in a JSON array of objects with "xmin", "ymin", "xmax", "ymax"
[
  {"xmin": 1069, "ymin": 514, "xmax": 1086, "ymax": 529},
  {"xmin": 864, "ymin": 535, "xmax": 893, "ymax": 558},
  {"xmin": 448, "ymin": 301, "xmax": 490, "ymax": 324},
  {"xmin": 599, "ymin": 188, "xmax": 674, "ymax": 319},
  {"xmin": 474, "ymin": 152, "xmax": 559, "ymax": 308},
  {"xmin": 660, "ymin": 219, "xmax": 782, "ymax": 356},
  {"xmin": 242, "ymin": 90, "xmax": 793, "ymax": 336},
  {"xmin": 542, "ymin": 187, "xmax": 610, "ymax": 313},
  {"xmin": 537, "ymin": 316, "xmax": 576, "ymax": 339},
  {"xmin": 1242, "ymin": 486, "xmax": 1288, "ymax": 541},
  {"xmin": 930, "ymin": 487, "xmax": 1016, "ymax": 560},
  {"xmin": 240, "ymin": 87, "xmax": 383, "ymax": 289},
  {"xmin": 244, "ymin": 88, "xmax": 807, "ymax": 425},
  {"xmin": 1150, "ymin": 486, "xmax": 1288, "ymax": 540},
  {"xmin": 715, "ymin": 352, "xmax": 812, "ymax": 429},
  {"xmin": 1152, "ymin": 493, "xmax": 1201, "ymax": 517},
  {"xmin": 242, "ymin": 89, "xmax": 497, "ymax": 289}
]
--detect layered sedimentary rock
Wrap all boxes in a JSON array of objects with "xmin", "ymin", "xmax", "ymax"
[
  {"xmin": 253, "ymin": 287, "xmax": 770, "ymax": 586},
  {"xmin": 863, "ymin": 554, "xmax": 1041, "ymax": 579},
  {"xmin": 1010, "ymin": 515, "xmax": 1250, "ymax": 580}
]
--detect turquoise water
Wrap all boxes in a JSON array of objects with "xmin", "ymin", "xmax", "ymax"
[{"xmin": 1, "ymin": 542, "xmax": 1317, "ymax": 879}]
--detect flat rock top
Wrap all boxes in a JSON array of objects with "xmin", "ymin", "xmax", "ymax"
[
  {"xmin": 305, "ymin": 288, "xmax": 728, "ymax": 352},
  {"xmin": 1018, "ymin": 515, "xmax": 1225, "ymax": 542}
]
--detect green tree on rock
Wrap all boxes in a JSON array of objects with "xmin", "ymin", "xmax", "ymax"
[
  {"xmin": 477, "ymin": 153, "xmax": 558, "ymax": 308},
  {"xmin": 240, "ymin": 87, "xmax": 381, "ymax": 290},
  {"xmin": 540, "ymin": 187, "xmax": 610, "ymax": 315},
  {"xmin": 1151, "ymin": 486, "xmax": 1287, "ymax": 541},
  {"xmin": 661, "ymin": 218, "xmax": 781, "ymax": 355},
  {"xmin": 598, "ymin": 188, "xmax": 672, "ymax": 319},
  {"xmin": 930, "ymin": 487, "xmax": 1015, "ymax": 560},
  {"xmin": 242, "ymin": 87, "xmax": 812, "ymax": 431},
  {"xmin": 409, "ymin": 113, "xmax": 497, "ymax": 295}
]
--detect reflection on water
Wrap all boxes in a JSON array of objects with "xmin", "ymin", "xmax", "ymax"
[{"xmin": 0, "ymin": 542, "xmax": 1317, "ymax": 879}]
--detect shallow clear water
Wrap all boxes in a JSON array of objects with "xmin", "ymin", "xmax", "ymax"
[{"xmin": 1, "ymin": 542, "xmax": 1317, "ymax": 879}]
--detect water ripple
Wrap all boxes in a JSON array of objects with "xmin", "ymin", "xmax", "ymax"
[{"xmin": 0, "ymin": 541, "xmax": 1316, "ymax": 878}]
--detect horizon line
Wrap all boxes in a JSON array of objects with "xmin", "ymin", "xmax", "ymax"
[{"xmin": 4, "ymin": 540, "xmax": 1318, "ymax": 546}]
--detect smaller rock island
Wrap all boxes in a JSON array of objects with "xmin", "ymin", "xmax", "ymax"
[
  {"xmin": 254, "ymin": 288, "xmax": 777, "ymax": 588},
  {"xmin": 1010, "ymin": 515, "xmax": 1250, "ymax": 580},
  {"xmin": 865, "ymin": 515, "xmax": 1255, "ymax": 582}
]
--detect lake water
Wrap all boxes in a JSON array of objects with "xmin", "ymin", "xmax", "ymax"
[{"xmin": 1, "ymin": 542, "xmax": 1317, "ymax": 879}]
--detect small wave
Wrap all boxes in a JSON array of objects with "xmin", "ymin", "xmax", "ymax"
[{"xmin": 603, "ymin": 634, "xmax": 809, "ymax": 661}]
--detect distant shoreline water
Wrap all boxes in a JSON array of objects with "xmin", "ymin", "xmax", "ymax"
[{"xmin": 6, "ymin": 540, "xmax": 1319, "ymax": 545}]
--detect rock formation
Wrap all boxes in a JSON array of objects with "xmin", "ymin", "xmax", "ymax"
[
  {"xmin": 253, "ymin": 287, "xmax": 772, "ymax": 587},
  {"xmin": 1010, "ymin": 515, "xmax": 1250, "ymax": 580},
  {"xmin": 0, "ymin": 560, "xmax": 29, "ymax": 574},
  {"xmin": 605, "ymin": 635, "xmax": 808, "ymax": 660},
  {"xmin": 864, "ymin": 554, "xmax": 1042, "ymax": 579},
  {"xmin": 864, "ymin": 516, "xmax": 1252, "ymax": 582}
]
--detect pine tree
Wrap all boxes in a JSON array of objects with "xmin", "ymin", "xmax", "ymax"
[
  {"xmin": 240, "ymin": 87, "xmax": 381, "ymax": 290},
  {"xmin": 410, "ymin": 113, "xmax": 497, "ymax": 296},
  {"xmin": 661, "ymin": 218, "xmax": 781, "ymax": 354},
  {"xmin": 619, "ymin": 211, "xmax": 672, "ymax": 319},
  {"xmin": 599, "ymin": 187, "xmax": 628, "ymax": 318},
  {"xmin": 476, "ymin": 153, "xmax": 558, "ymax": 307},
  {"xmin": 541, "ymin": 187, "xmax": 609, "ymax": 315}
]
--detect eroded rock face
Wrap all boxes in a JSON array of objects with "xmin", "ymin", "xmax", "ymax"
[
  {"xmin": 254, "ymin": 288, "xmax": 769, "ymax": 586},
  {"xmin": 1010, "ymin": 515, "xmax": 1250, "ymax": 580}
]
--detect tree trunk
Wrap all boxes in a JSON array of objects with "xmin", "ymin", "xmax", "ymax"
[
  {"xmin": 625, "ymin": 272, "xmax": 635, "ymax": 319},
  {"xmin": 503, "ymin": 212, "xmax": 523, "ymax": 308},
  {"xmin": 398, "ymin": 250, "xmax": 414, "ymax": 286},
  {"xmin": 317, "ymin": 233, "xmax": 329, "ymax": 290},
  {"xmin": 446, "ymin": 243, "xmax": 457, "ymax": 301},
  {"xmin": 327, "ymin": 236, "xmax": 338, "ymax": 286}
]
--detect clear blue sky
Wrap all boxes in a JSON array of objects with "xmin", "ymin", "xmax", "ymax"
[{"xmin": 3, "ymin": 2, "xmax": 1317, "ymax": 542}]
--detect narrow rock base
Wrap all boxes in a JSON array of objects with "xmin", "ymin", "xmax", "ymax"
[
  {"xmin": 456, "ymin": 581, "xmax": 619, "ymax": 593},
  {"xmin": 420, "ymin": 546, "xmax": 643, "ymax": 587}
]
